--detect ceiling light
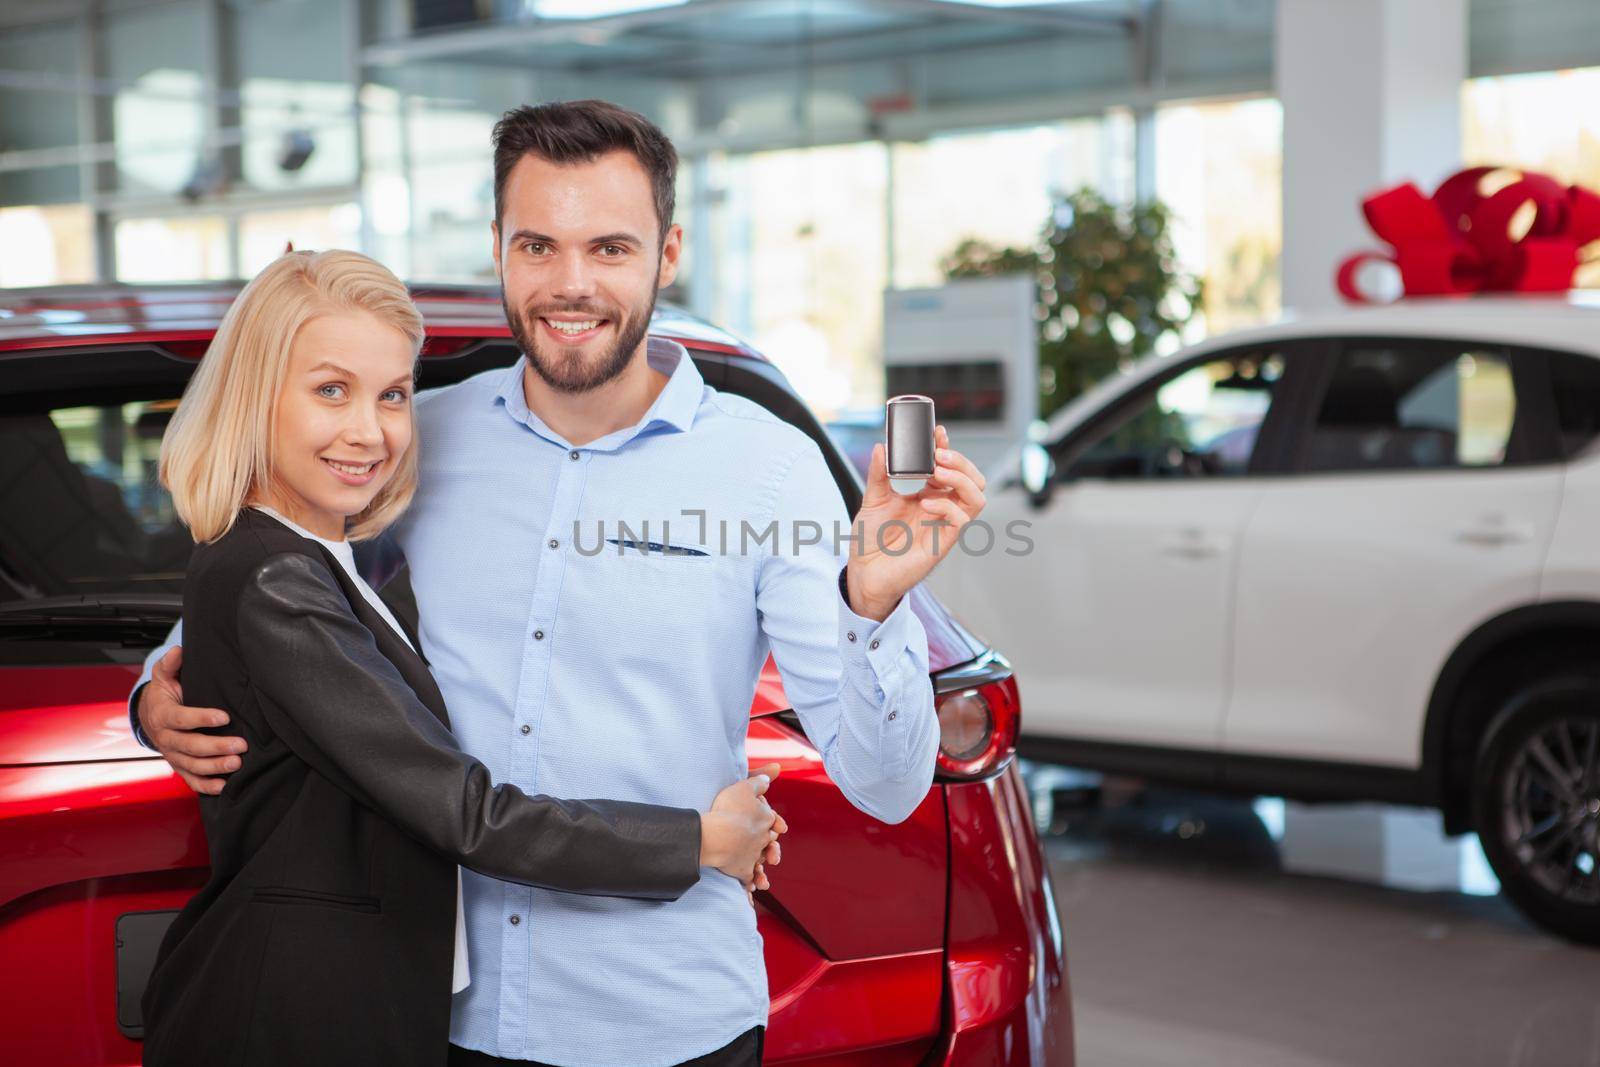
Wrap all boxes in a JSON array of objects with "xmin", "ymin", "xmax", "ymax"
[{"xmin": 531, "ymin": 0, "xmax": 687, "ymax": 18}]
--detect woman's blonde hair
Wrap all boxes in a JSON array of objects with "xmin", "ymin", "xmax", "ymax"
[{"xmin": 161, "ymin": 249, "xmax": 425, "ymax": 544}]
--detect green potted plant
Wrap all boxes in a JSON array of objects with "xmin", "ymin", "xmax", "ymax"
[{"xmin": 942, "ymin": 187, "xmax": 1204, "ymax": 420}]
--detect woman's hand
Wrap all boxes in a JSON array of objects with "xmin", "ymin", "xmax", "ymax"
[
  {"xmin": 844, "ymin": 425, "xmax": 988, "ymax": 621},
  {"xmin": 701, "ymin": 763, "xmax": 788, "ymax": 895}
]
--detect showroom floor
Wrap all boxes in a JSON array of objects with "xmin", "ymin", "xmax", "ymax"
[{"xmin": 1032, "ymin": 768, "xmax": 1600, "ymax": 1067}]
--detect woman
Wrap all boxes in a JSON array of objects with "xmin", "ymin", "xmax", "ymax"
[{"xmin": 139, "ymin": 250, "xmax": 782, "ymax": 1067}]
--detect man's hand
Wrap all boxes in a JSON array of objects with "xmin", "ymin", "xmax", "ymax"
[
  {"xmin": 846, "ymin": 424, "xmax": 988, "ymax": 621},
  {"xmin": 700, "ymin": 763, "xmax": 787, "ymax": 895},
  {"xmin": 138, "ymin": 645, "xmax": 247, "ymax": 796}
]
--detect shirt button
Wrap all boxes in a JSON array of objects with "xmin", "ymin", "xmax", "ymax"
[
  {"xmin": 887, "ymin": 709, "xmax": 898, "ymax": 721},
  {"xmin": 548, "ymin": 538, "xmax": 559, "ymax": 549},
  {"xmin": 533, "ymin": 629, "xmax": 544, "ymax": 640},
  {"xmin": 846, "ymin": 631, "xmax": 856, "ymax": 643},
  {"xmin": 520, "ymin": 724, "xmax": 531, "ymax": 735},
  {"xmin": 508, "ymin": 914, "xmax": 521, "ymax": 926},
  {"xmin": 869, "ymin": 638, "xmax": 880, "ymax": 650},
  {"xmin": 569, "ymin": 450, "xmax": 580, "ymax": 460}
]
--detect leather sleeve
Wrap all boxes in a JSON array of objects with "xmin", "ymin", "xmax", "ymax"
[{"xmin": 234, "ymin": 551, "xmax": 702, "ymax": 900}]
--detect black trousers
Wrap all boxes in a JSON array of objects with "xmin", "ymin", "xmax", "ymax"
[{"xmin": 447, "ymin": 1027, "xmax": 763, "ymax": 1067}]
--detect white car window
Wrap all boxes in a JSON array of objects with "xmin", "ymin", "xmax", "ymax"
[
  {"xmin": 1063, "ymin": 351, "xmax": 1285, "ymax": 480},
  {"xmin": 1306, "ymin": 344, "xmax": 1516, "ymax": 473},
  {"xmin": 1547, "ymin": 349, "xmax": 1600, "ymax": 459}
]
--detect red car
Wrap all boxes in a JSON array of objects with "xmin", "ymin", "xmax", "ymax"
[{"xmin": 0, "ymin": 283, "xmax": 1072, "ymax": 1067}]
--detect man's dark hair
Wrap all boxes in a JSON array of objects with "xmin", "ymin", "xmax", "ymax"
[{"xmin": 491, "ymin": 99, "xmax": 678, "ymax": 244}]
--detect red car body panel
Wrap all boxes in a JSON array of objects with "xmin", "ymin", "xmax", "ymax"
[
  {"xmin": 937, "ymin": 766, "xmax": 1072, "ymax": 1066},
  {"xmin": 0, "ymin": 284, "xmax": 1072, "ymax": 1066}
]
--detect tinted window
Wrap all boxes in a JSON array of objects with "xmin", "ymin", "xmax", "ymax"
[
  {"xmin": 1062, "ymin": 350, "xmax": 1285, "ymax": 480},
  {"xmin": 1546, "ymin": 349, "xmax": 1600, "ymax": 458},
  {"xmin": 1305, "ymin": 343, "xmax": 1519, "ymax": 473},
  {"xmin": 0, "ymin": 398, "xmax": 193, "ymax": 664},
  {"xmin": 0, "ymin": 402, "xmax": 191, "ymax": 603},
  {"xmin": 0, "ymin": 342, "xmax": 849, "ymax": 664}
]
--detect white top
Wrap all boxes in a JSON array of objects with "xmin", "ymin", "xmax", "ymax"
[{"xmin": 249, "ymin": 505, "xmax": 471, "ymax": 995}]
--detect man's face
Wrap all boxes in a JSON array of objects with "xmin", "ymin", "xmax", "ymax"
[{"xmin": 492, "ymin": 149, "xmax": 681, "ymax": 394}]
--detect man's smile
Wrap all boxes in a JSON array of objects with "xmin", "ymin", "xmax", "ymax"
[{"xmin": 539, "ymin": 316, "xmax": 610, "ymax": 344}]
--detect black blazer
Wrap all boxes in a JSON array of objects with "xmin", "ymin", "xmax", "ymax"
[{"xmin": 140, "ymin": 507, "xmax": 702, "ymax": 1067}]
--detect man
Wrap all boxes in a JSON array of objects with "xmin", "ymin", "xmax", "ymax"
[{"xmin": 130, "ymin": 99, "xmax": 987, "ymax": 1067}]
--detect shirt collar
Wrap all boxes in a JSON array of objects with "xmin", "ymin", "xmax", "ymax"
[{"xmin": 493, "ymin": 335, "xmax": 703, "ymax": 449}]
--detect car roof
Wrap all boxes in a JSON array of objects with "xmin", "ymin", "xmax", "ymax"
[
  {"xmin": 0, "ymin": 281, "xmax": 765, "ymax": 359},
  {"xmin": 1190, "ymin": 291, "xmax": 1600, "ymax": 358},
  {"xmin": 999, "ymin": 292, "xmax": 1600, "ymax": 479}
]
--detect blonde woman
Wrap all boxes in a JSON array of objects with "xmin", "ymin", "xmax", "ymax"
[{"xmin": 138, "ymin": 250, "xmax": 782, "ymax": 1067}]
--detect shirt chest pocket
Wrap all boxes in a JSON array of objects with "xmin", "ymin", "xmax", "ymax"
[{"xmin": 581, "ymin": 541, "xmax": 750, "ymax": 621}]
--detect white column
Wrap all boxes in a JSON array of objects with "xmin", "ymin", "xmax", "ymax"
[{"xmin": 1277, "ymin": 0, "xmax": 1467, "ymax": 313}]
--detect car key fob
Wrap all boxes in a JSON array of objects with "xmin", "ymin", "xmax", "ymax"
[{"xmin": 886, "ymin": 395, "xmax": 936, "ymax": 487}]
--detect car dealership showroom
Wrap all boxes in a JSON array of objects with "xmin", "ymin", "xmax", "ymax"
[{"xmin": 6, "ymin": 0, "xmax": 1600, "ymax": 1065}]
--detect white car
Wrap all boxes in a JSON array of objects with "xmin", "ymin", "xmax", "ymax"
[{"xmin": 928, "ymin": 293, "xmax": 1600, "ymax": 944}]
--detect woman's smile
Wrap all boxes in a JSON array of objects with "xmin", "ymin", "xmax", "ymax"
[{"xmin": 322, "ymin": 456, "xmax": 385, "ymax": 486}]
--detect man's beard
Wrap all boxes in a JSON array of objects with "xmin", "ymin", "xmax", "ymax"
[{"xmin": 502, "ymin": 284, "xmax": 658, "ymax": 395}]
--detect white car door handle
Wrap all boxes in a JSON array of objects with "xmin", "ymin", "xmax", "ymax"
[
  {"xmin": 1163, "ymin": 544, "xmax": 1221, "ymax": 560},
  {"xmin": 1454, "ymin": 518, "xmax": 1534, "ymax": 547},
  {"xmin": 1161, "ymin": 529, "xmax": 1223, "ymax": 560}
]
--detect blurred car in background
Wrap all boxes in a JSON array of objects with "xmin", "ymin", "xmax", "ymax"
[
  {"xmin": 928, "ymin": 293, "xmax": 1600, "ymax": 945},
  {"xmin": 0, "ymin": 283, "xmax": 1070, "ymax": 1066},
  {"xmin": 824, "ymin": 408, "xmax": 885, "ymax": 481}
]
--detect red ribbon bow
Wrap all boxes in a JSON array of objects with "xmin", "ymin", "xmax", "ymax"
[{"xmin": 1336, "ymin": 166, "xmax": 1600, "ymax": 303}]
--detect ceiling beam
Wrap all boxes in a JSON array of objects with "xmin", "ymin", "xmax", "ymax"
[
  {"xmin": 364, "ymin": 0, "xmax": 752, "ymax": 66},
  {"xmin": 669, "ymin": 73, "xmax": 1268, "ymax": 155},
  {"xmin": 556, "ymin": 18, "xmax": 1046, "ymax": 81},
  {"xmin": 364, "ymin": 0, "xmax": 1135, "ymax": 68},
  {"xmin": 594, "ymin": 33, "xmax": 1074, "ymax": 82},
  {"xmin": 862, "ymin": 0, "xmax": 1136, "ymax": 36}
]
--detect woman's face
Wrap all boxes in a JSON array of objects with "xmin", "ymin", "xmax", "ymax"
[{"xmin": 263, "ymin": 309, "xmax": 415, "ymax": 541}]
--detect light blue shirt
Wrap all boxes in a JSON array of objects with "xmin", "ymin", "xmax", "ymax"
[{"xmin": 132, "ymin": 336, "xmax": 937, "ymax": 1066}]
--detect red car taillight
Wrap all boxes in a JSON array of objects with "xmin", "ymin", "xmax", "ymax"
[{"xmin": 933, "ymin": 651, "xmax": 1019, "ymax": 781}]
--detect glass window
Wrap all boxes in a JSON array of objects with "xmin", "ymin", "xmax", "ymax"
[
  {"xmin": 707, "ymin": 141, "xmax": 889, "ymax": 416},
  {"xmin": 237, "ymin": 0, "xmax": 359, "ymax": 192},
  {"xmin": 1461, "ymin": 67, "xmax": 1600, "ymax": 290},
  {"xmin": 1546, "ymin": 349, "xmax": 1600, "ymax": 458},
  {"xmin": 0, "ymin": 18, "xmax": 83, "ymax": 209},
  {"xmin": 358, "ymin": 82, "xmax": 413, "ymax": 280},
  {"xmin": 369, "ymin": 61, "xmax": 540, "ymax": 284},
  {"xmin": 1064, "ymin": 350, "xmax": 1285, "ymax": 480},
  {"xmin": 106, "ymin": 1, "xmax": 207, "ymax": 196},
  {"xmin": 405, "ymin": 104, "xmax": 501, "ymax": 283},
  {"xmin": 0, "ymin": 401, "xmax": 190, "ymax": 606},
  {"xmin": 1306, "ymin": 344, "xmax": 1517, "ymax": 473},
  {"xmin": 888, "ymin": 114, "xmax": 1136, "ymax": 291},
  {"xmin": 1155, "ymin": 98, "xmax": 1283, "ymax": 336},
  {"xmin": 239, "ymin": 203, "xmax": 362, "ymax": 275},
  {"xmin": 114, "ymin": 216, "xmax": 231, "ymax": 282},
  {"xmin": 0, "ymin": 205, "xmax": 95, "ymax": 287}
]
